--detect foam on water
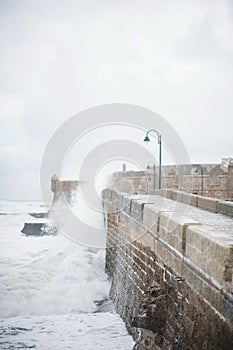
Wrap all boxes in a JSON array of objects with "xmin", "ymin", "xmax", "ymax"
[
  {"xmin": 0, "ymin": 313, "xmax": 133, "ymax": 350},
  {"xmin": 0, "ymin": 200, "xmax": 134, "ymax": 349}
]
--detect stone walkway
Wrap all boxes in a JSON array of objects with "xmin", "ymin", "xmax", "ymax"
[{"xmin": 138, "ymin": 195, "xmax": 233, "ymax": 236}]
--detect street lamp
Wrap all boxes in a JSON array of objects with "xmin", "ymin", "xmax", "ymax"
[
  {"xmin": 194, "ymin": 165, "xmax": 204, "ymax": 196},
  {"xmin": 143, "ymin": 129, "xmax": 162, "ymax": 189},
  {"xmin": 147, "ymin": 161, "xmax": 156, "ymax": 190}
]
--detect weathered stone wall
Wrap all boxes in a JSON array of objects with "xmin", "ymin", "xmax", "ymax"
[
  {"xmin": 112, "ymin": 162, "xmax": 233, "ymax": 200},
  {"xmin": 51, "ymin": 176, "xmax": 79, "ymax": 203},
  {"xmin": 103, "ymin": 188, "xmax": 233, "ymax": 350}
]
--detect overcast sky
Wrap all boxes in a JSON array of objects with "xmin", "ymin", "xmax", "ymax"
[{"xmin": 0, "ymin": 0, "xmax": 233, "ymax": 200}]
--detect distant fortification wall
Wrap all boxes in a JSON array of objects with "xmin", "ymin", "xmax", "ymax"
[{"xmin": 111, "ymin": 162, "xmax": 233, "ymax": 200}]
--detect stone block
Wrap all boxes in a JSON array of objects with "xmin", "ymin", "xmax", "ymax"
[
  {"xmin": 178, "ymin": 191, "xmax": 198, "ymax": 207},
  {"xmin": 143, "ymin": 204, "xmax": 171, "ymax": 234},
  {"xmin": 217, "ymin": 200, "xmax": 233, "ymax": 217},
  {"xmin": 121, "ymin": 194, "xmax": 132, "ymax": 214},
  {"xmin": 171, "ymin": 190, "xmax": 178, "ymax": 201},
  {"xmin": 170, "ymin": 190, "xmax": 197, "ymax": 207},
  {"xmin": 130, "ymin": 200, "xmax": 144, "ymax": 221},
  {"xmin": 174, "ymin": 191, "xmax": 184, "ymax": 204},
  {"xmin": 186, "ymin": 225, "xmax": 233, "ymax": 287},
  {"xmin": 164, "ymin": 189, "xmax": 172, "ymax": 199},
  {"xmin": 158, "ymin": 212, "xmax": 201, "ymax": 254},
  {"xmin": 196, "ymin": 196, "xmax": 217, "ymax": 213}
]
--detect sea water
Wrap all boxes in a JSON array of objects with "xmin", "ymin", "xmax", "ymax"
[{"xmin": 0, "ymin": 200, "xmax": 134, "ymax": 349}]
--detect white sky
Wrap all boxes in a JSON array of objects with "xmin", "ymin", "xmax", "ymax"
[{"xmin": 0, "ymin": 0, "xmax": 233, "ymax": 200}]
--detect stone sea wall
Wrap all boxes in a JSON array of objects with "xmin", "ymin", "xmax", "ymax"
[{"xmin": 102, "ymin": 188, "xmax": 233, "ymax": 350}]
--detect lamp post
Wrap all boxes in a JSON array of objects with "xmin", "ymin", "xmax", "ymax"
[
  {"xmin": 147, "ymin": 161, "xmax": 156, "ymax": 190},
  {"xmin": 194, "ymin": 165, "xmax": 204, "ymax": 196},
  {"xmin": 143, "ymin": 129, "xmax": 162, "ymax": 189}
]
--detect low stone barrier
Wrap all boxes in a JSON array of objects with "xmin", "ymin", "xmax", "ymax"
[
  {"xmin": 196, "ymin": 195, "xmax": 218, "ymax": 212},
  {"xmin": 217, "ymin": 200, "xmax": 233, "ymax": 217},
  {"xmin": 178, "ymin": 191, "xmax": 198, "ymax": 206},
  {"xmin": 149, "ymin": 189, "xmax": 233, "ymax": 216}
]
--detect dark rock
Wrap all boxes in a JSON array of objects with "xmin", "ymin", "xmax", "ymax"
[
  {"xmin": 21, "ymin": 223, "xmax": 57, "ymax": 236},
  {"xmin": 29, "ymin": 212, "xmax": 48, "ymax": 218},
  {"xmin": 94, "ymin": 298, "xmax": 115, "ymax": 313},
  {"xmin": 132, "ymin": 282, "xmax": 170, "ymax": 334}
]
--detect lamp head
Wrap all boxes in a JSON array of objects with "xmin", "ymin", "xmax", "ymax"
[{"xmin": 143, "ymin": 135, "xmax": 150, "ymax": 142}]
